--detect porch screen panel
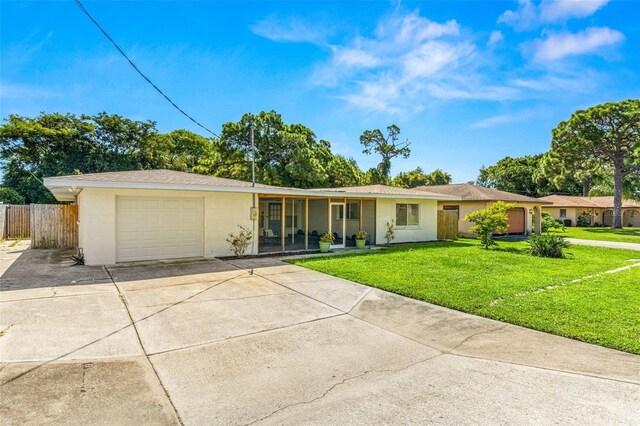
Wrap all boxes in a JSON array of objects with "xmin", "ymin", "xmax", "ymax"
[{"xmin": 285, "ymin": 198, "xmax": 306, "ymax": 252}]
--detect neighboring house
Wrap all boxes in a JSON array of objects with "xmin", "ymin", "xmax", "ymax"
[
  {"xmin": 414, "ymin": 183, "xmax": 548, "ymax": 236},
  {"xmin": 539, "ymin": 195, "xmax": 640, "ymax": 227},
  {"xmin": 43, "ymin": 170, "xmax": 459, "ymax": 265}
]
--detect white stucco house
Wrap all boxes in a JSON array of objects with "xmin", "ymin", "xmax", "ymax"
[
  {"xmin": 414, "ymin": 183, "xmax": 548, "ymax": 236},
  {"xmin": 539, "ymin": 195, "xmax": 640, "ymax": 227},
  {"xmin": 44, "ymin": 170, "xmax": 459, "ymax": 265}
]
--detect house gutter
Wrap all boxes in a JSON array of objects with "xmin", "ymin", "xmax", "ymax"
[{"xmin": 43, "ymin": 179, "xmax": 462, "ymax": 201}]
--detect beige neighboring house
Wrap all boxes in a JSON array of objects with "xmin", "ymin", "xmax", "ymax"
[
  {"xmin": 539, "ymin": 195, "xmax": 640, "ymax": 227},
  {"xmin": 415, "ymin": 183, "xmax": 549, "ymax": 236},
  {"xmin": 43, "ymin": 170, "xmax": 459, "ymax": 265}
]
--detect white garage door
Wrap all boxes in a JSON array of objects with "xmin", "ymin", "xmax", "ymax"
[{"xmin": 116, "ymin": 197, "xmax": 203, "ymax": 262}]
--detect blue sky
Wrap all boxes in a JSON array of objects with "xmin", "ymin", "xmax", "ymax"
[{"xmin": 2, "ymin": 0, "xmax": 639, "ymax": 182}]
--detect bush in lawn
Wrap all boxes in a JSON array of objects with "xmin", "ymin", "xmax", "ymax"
[
  {"xmin": 226, "ymin": 225, "xmax": 253, "ymax": 257},
  {"xmin": 538, "ymin": 211, "xmax": 565, "ymax": 232},
  {"xmin": 563, "ymin": 219, "xmax": 572, "ymax": 227},
  {"xmin": 527, "ymin": 233, "xmax": 570, "ymax": 258},
  {"xmin": 576, "ymin": 212, "xmax": 592, "ymax": 227},
  {"xmin": 464, "ymin": 201, "xmax": 513, "ymax": 249}
]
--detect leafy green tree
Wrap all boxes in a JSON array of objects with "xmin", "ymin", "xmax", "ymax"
[
  {"xmin": 360, "ymin": 124, "xmax": 411, "ymax": 185},
  {"xmin": 550, "ymin": 99, "xmax": 640, "ymax": 228},
  {"xmin": 220, "ymin": 111, "xmax": 334, "ymax": 187},
  {"xmin": 393, "ymin": 167, "xmax": 452, "ymax": 188},
  {"xmin": 0, "ymin": 112, "xmax": 221, "ymax": 203},
  {"xmin": 539, "ymin": 150, "xmax": 602, "ymax": 197},
  {"xmin": 148, "ymin": 129, "xmax": 214, "ymax": 172},
  {"xmin": 0, "ymin": 187, "xmax": 25, "ymax": 204},
  {"xmin": 325, "ymin": 155, "xmax": 365, "ymax": 187},
  {"xmin": 588, "ymin": 172, "xmax": 640, "ymax": 201},
  {"xmin": 464, "ymin": 201, "xmax": 514, "ymax": 249},
  {"xmin": 477, "ymin": 154, "xmax": 563, "ymax": 197}
]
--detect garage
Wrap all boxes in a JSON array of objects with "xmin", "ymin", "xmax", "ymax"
[
  {"xmin": 116, "ymin": 196, "xmax": 203, "ymax": 262},
  {"xmin": 506, "ymin": 208, "xmax": 525, "ymax": 234}
]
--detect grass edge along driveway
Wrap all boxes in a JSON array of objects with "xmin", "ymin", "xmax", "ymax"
[
  {"xmin": 290, "ymin": 240, "xmax": 640, "ymax": 355},
  {"xmin": 558, "ymin": 227, "xmax": 640, "ymax": 244}
]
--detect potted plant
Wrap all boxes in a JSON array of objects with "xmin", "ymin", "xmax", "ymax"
[
  {"xmin": 319, "ymin": 232, "xmax": 335, "ymax": 253},
  {"xmin": 355, "ymin": 229, "xmax": 367, "ymax": 249}
]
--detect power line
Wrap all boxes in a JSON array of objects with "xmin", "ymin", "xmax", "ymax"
[{"xmin": 73, "ymin": 0, "xmax": 220, "ymax": 138}]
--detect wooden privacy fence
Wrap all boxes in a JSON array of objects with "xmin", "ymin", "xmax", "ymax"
[
  {"xmin": 437, "ymin": 210, "xmax": 459, "ymax": 240},
  {"xmin": 1, "ymin": 205, "xmax": 31, "ymax": 239},
  {"xmin": 30, "ymin": 204, "xmax": 79, "ymax": 248}
]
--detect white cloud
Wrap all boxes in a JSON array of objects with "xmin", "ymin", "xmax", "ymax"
[
  {"xmin": 306, "ymin": 10, "xmax": 521, "ymax": 115},
  {"xmin": 252, "ymin": 8, "xmax": 621, "ymax": 116},
  {"xmin": 488, "ymin": 30, "xmax": 504, "ymax": 46},
  {"xmin": 540, "ymin": 0, "xmax": 609, "ymax": 22},
  {"xmin": 530, "ymin": 27, "xmax": 624, "ymax": 61},
  {"xmin": 498, "ymin": 0, "xmax": 610, "ymax": 30},
  {"xmin": 471, "ymin": 114, "xmax": 518, "ymax": 128},
  {"xmin": 251, "ymin": 16, "xmax": 326, "ymax": 44},
  {"xmin": 0, "ymin": 83, "xmax": 60, "ymax": 99},
  {"xmin": 498, "ymin": 0, "xmax": 538, "ymax": 31}
]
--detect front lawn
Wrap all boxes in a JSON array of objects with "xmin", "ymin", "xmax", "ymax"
[
  {"xmin": 291, "ymin": 240, "xmax": 640, "ymax": 354},
  {"xmin": 557, "ymin": 227, "xmax": 640, "ymax": 244}
]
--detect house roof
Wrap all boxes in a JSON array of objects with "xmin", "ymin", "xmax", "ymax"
[
  {"xmin": 538, "ymin": 195, "xmax": 640, "ymax": 209},
  {"xmin": 44, "ymin": 169, "xmax": 460, "ymax": 202},
  {"xmin": 312, "ymin": 184, "xmax": 448, "ymax": 197},
  {"xmin": 45, "ymin": 169, "xmax": 279, "ymax": 188},
  {"xmin": 415, "ymin": 183, "xmax": 550, "ymax": 204}
]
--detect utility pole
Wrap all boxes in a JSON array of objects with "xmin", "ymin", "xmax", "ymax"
[
  {"xmin": 250, "ymin": 126, "xmax": 256, "ymax": 188},
  {"xmin": 250, "ymin": 125, "xmax": 257, "ymax": 263}
]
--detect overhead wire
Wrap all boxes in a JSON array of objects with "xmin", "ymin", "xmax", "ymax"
[{"xmin": 73, "ymin": 0, "xmax": 220, "ymax": 138}]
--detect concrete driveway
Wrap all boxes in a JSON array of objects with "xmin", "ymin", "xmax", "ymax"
[
  {"xmin": 565, "ymin": 238, "xmax": 640, "ymax": 251},
  {"xmin": 1, "ymin": 242, "xmax": 639, "ymax": 425}
]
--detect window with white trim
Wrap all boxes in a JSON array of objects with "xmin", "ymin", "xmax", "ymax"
[{"xmin": 396, "ymin": 203, "xmax": 419, "ymax": 226}]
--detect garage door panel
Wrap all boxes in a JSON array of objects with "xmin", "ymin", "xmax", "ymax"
[
  {"xmin": 181, "ymin": 199, "xmax": 199, "ymax": 210},
  {"xmin": 163, "ymin": 215, "xmax": 179, "ymax": 226},
  {"xmin": 116, "ymin": 197, "xmax": 203, "ymax": 262},
  {"xmin": 119, "ymin": 230, "xmax": 139, "ymax": 243},
  {"xmin": 181, "ymin": 214, "xmax": 200, "ymax": 225},
  {"xmin": 141, "ymin": 215, "xmax": 160, "ymax": 226},
  {"xmin": 119, "ymin": 199, "xmax": 139, "ymax": 210},
  {"xmin": 506, "ymin": 208, "xmax": 525, "ymax": 234},
  {"xmin": 162, "ymin": 200, "xmax": 179, "ymax": 209}
]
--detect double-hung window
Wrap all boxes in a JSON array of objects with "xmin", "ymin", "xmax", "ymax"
[{"xmin": 396, "ymin": 203, "xmax": 419, "ymax": 226}]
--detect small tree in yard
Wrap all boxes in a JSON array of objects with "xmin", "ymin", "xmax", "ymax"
[
  {"xmin": 464, "ymin": 201, "xmax": 513, "ymax": 249},
  {"xmin": 384, "ymin": 220, "xmax": 395, "ymax": 245},
  {"xmin": 226, "ymin": 225, "xmax": 253, "ymax": 257}
]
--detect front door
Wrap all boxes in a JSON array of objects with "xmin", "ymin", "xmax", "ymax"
[{"xmin": 329, "ymin": 202, "xmax": 346, "ymax": 248}]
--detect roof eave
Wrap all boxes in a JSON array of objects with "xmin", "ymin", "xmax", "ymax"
[{"xmin": 43, "ymin": 179, "xmax": 461, "ymax": 201}]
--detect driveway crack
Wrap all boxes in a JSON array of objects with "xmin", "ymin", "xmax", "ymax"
[
  {"xmin": 104, "ymin": 266, "xmax": 186, "ymax": 426},
  {"xmin": 244, "ymin": 354, "xmax": 441, "ymax": 425}
]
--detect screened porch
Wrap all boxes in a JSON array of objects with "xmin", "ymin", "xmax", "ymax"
[{"xmin": 257, "ymin": 196, "xmax": 376, "ymax": 254}]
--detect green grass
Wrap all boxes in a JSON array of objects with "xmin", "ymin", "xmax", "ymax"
[
  {"xmin": 8, "ymin": 239, "xmax": 21, "ymax": 248},
  {"xmin": 557, "ymin": 227, "xmax": 640, "ymax": 243},
  {"xmin": 291, "ymin": 239, "xmax": 640, "ymax": 354}
]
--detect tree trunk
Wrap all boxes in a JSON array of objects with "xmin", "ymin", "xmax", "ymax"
[
  {"xmin": 582, "ymin": 177, "xmax": 591, "ymax": 197},
  {"xmin": 612, "ymin": 165, "xmax": 624, "ymax": 229}
]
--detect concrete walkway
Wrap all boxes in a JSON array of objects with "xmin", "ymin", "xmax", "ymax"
[
  {"xmin": 566, "ymin": 238, "xmax": 640, "ymax": 251},
  {"xmin": 1, "ymin": 245, "xmax": 639, "ymax": 425}
]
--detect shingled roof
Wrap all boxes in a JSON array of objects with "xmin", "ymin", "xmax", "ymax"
[
  {"xmin": 416, "ymin": 183, "xmax": 549, "ymax": 203},
  {"xmin": 44, "ymin": 169, "xmax": 460, "ymax": 201},
  {"xmin": 538, "ymin": 195, "xmax": 640, "ymax": 208},
  {"xmin": 45, "ymin": 169, "xmax": 278, "ymax": 188},
  {"xmin": 314, "ymin": 184, "xmax": 449, "ymax": 197}
]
